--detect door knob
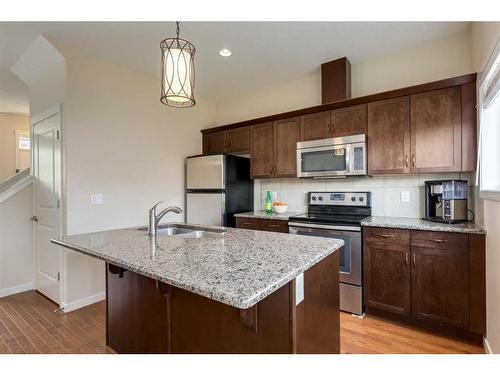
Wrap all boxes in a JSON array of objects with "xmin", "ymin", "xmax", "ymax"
[{"xmin": 30, "ymin": 216, "xmax": 38, "ymax": 222}]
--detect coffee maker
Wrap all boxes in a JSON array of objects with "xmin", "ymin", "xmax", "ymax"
[{"xmin": 424, "ymin": 180, "xmax": 469, "ymax": 223}]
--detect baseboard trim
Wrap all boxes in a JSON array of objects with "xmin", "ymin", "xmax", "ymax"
[
  {"xmin": 0, "ymin": 282, "xmax": 33, "ymax": 298},
  {"xmin": 484, "ymin": 336, "xmax": 494, "ymax": 354},
  {"xmin": 61, "ymin": 292, "xmax": 105, "ymax": 313}
]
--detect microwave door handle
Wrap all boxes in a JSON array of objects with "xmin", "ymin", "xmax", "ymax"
[{"xmin": 345, "ymin": 145, "xmax": 351, "ymax": 174}]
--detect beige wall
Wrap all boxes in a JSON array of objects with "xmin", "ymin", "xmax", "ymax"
[
  {"xmin": 214, "ymin": 29, "xmax": 474, "ymax": 126},
  {"xmin": 58, "ymin": 47, "xmax": 216, "ymax": 306},
  {"xmin": 0, "ymin": 184, "xmax": 33, "ymax": 297},
  {"xmin": 471, "ymin": 21, "xmax": 500, "ymax": 354},
  {"xmin": 0, "ymin": 113, "xmax": 30, "ymax": 182}
]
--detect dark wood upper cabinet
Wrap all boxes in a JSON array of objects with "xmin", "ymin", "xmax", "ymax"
[
  {"xmin": 203, "ymin": 127, "xmax": 250, "ymax": 155},
  {"xmin": 331, "ymin": 104, "xmax": 367, "ymax": 137},
  {"xmin": 363, "ymin": 228, "xmax": 411, "ymax": 317},
  {"xmin": 274, "ymin": 117, "xmax": 300, "ymax": 177},
  {"xmin": 203, "ymin": 131, "xmax": 227, "ymax": 155},
  {"xmin": 251, "ymin": 118, "xmax": 299, "ymax": 179},
  {"xmin": 227, "ymin": 126, "xmax": 250, "ymax": 153},
  {"xmin": 250, "ymin": 122, "xmax": 275, "ymax": 178},
  {"xmin": 461, "ymin": 82, "xmax": 477, "ymax": 172},
  {"xmin": 411, "ymin": 245, "xmax": 469, "ymax": 329},
  {"xmin": 368, "ymin": 97, "xmax": 410, "ymax": 175},
  {"xmin": 300, "ymin": 111, "xmax": 331, "ymax": 141},
  {"xmin": 410, "ymin": 87, "xmax": 462, "ymax": 173}
]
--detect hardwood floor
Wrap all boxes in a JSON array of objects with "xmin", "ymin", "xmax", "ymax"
[{"xmin": 0, "ymin": 291, "xmax": 484, "ymax": 354}]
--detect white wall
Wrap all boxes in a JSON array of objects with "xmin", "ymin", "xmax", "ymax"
[
  {"xmin": 58, "ymin": 47, "xmax": 216, "ymax": 307},
  {"xmin": 0, "ymin": 185, "xmax": 33, "ymax": 297},
  {"xmin": 471, "ymin": 21, "xmax": 500, "ymax": 354},
  {"xmin": 214, "ymin": 29, "xmax": 474, "ymax": 126},
  {"xmin": 0, "ymin": 113, "xmax": 29, "ymax": 182}
]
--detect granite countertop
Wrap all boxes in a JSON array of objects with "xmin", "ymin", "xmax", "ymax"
[
  {"xmin": 234, "ymin": 211, "xmax": 304, "ymax": 221},
  {"xmin": 361, "ymin": 216, "xmax": 485, "ymax": 234},
  {"xmin": 51, "ymin": 223, "xmax": 343, "ymax": 309}
]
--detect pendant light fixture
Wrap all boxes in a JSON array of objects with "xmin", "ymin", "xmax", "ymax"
[{"xmin": 160, "ymin": 22, "xmax": 196, "ymax": 107}]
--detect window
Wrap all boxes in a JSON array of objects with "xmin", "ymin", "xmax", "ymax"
[{"xmin": 479, "ymin": 38, "xmax": 500, "ymax": 199}]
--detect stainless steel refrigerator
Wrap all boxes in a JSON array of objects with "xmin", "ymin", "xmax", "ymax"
[{"xmin": 186, "ymin": 154, "xmax": 253, "ymax": 227}]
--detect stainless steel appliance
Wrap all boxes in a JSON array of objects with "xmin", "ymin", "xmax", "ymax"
[
  {"xmin": 288, "ymin": 191, "xmax": 371, "ymax": 315},
  {"xmin": 296, "ymin": 134, "xmax": 367, "ymax": 178},
  {"xmin": 186, "ymin": 154, "xmax": 253, "ymax": 227},
  {"xmin": 424, "ymin": 179, "xmax": 469, "ymax": 223}
]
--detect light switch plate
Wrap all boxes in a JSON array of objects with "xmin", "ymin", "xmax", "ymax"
[
  {"xmin": 401, "ymin": 191, "xmax": 410, "ymax": 203},
  {"xmin": 91, "ymin": 194, "xmax": 104, "ymax": 205}
]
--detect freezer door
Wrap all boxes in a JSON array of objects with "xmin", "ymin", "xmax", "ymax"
[
  {"xmin": 186, "ymin": 193, "xmax": 225, "ymax": 226},
  {"xmin": 186, "ymin": 155, "xmax": 225, "ymax": 189}
]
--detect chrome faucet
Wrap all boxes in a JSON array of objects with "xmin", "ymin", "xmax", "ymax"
[{"xmin": 148, "ymin": 201, "xmax": 183, "ymax": 236}]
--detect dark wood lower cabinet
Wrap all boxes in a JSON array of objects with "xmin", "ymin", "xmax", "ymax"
[
  {"xmin": 411, "ymin": 246, "xmax": 469, "ymax": 329},
  {"xmin": 235, "ymin": 217, "xmax": 289, "ymax": 233},
  {"xmin": 105, "ymin": 251, "xmax": 339, "ymax": 354},
  {"xmin": 364, "ymin": 230, "xmax": 411, "ymax": 317},
  {"xmin": 363, "ymin": 226, "xmax": 485, "ymax": 341}
]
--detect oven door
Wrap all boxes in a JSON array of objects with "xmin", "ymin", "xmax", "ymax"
[
  {"xmin": 297, "ymin": 144, "xmax": 350, "ymax": 178},
  {"xmin": 288, "ymin": 222, "xmax": 361, "ymax": 286}
]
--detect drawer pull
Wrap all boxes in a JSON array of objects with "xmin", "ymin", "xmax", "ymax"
[
  {"xmin": 430, "ymin": 239, "xmax": 447, "ymax": 243},
  {"xmin": 267, "ymin": 224, "xmax": 280, "ymax": 228},
  {"xmin": 377, "ymin": 234, "xmax": 394, "ymax": 238}
]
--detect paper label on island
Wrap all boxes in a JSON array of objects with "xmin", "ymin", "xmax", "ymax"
[{"xmin": 295, "ymin": 273, "xmax": 304, "ymax": 305}]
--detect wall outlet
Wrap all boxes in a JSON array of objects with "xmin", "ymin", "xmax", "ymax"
[
  {"xmin": 401, "ymin": 191, "xmax": 410, "ymax": 203},
  {"xmin": 90, "ymin": 194, "xmax": 104, "ymax": 205}
]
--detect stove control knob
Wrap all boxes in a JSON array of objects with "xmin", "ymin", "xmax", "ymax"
[
  {"xmin": 318, "ymin": 196, "xmax": 323, "ymax": 201},
  {"xmin": 351, "ymin": 196, "xmax": 356, "ymax": 202},
  {"xmin": 311, "ymin": 196, "xmax": 317, "ymax": 201},
  {"xmin": 359, "ymin": 196, "xmax": 364, "ymax": 202}
]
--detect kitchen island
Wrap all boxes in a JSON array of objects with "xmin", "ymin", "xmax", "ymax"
[{"xmin": 51, "ymin": 223, "xmax": 343, "ymax": 354}]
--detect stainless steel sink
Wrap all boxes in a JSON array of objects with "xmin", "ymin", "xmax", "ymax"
[{"xmin": 137, "ymin": 224, "xmax": 224, "ymax": 239}]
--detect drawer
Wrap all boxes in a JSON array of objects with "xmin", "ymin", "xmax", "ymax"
[
  {"xmin": 235, "ymin": 217, "xmax": 262, "ymax": 230},
  {"xmin": 363, "ymin": 226, "xmax": 410, "ymax": 245},
  {"xmin": 235, "ymin": 217, "xmax": 289, "ymax": 233},
  {"xmin": 259, "ymin": 219, "xmax": 288, "ymax": 233},
  {"xmin": 411, "ymin": 230, "xmax": 468, "ymax": 251}
]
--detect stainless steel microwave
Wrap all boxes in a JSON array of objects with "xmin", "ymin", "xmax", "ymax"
[{"xmin": 296, "ymin": 134, "xmax": 367, "ymax": 178}]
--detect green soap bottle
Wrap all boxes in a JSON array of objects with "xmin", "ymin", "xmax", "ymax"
[{"xmin": 265, "ymin": 190, "xmax": 273, "ymax": 214}]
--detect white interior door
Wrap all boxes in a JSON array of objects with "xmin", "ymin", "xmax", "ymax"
[{"xmin": 33, "ymin": 110, "xmax": 62, "ymax": 305}]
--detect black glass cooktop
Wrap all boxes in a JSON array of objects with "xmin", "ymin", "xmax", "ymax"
[{"xmin": 289, "ymin": 213, "xmax": 371, "ymax": 226}]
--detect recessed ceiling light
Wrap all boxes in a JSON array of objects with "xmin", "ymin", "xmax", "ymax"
[{"xmin": 219, "ymin": 48, "xmax": 232, "ymax": 57}]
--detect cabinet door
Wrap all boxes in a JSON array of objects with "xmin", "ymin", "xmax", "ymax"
[
  {"xmin": 411, "ymin": 246, "xmax": 469, "ymax": 329},
  {"xmin": 203, "ymin": 131, "xmax": 227, "ymax": 154},
  {"xmin": 227, "ymin": 126, "xmax": 250, "ymax": 153},
  {"xmin": 331, "ymin": 104, "xmax": 367, "ymax": 137},
  {"xmin": 368, "ymin": 97, "xmax": 410, "ymax": 175},
  {"xmin": 250, "ymin": 122, "xmax": 275, "ymax": 178},
  {"xmin": 364, "ymin": 232, "xmax": 411, "ymax": 317},
  {"xmin": 300, "ymin": 111, "xmax": 331, "ymax": 141},
  {"xmin": 410, "ymin": 87, "xmax": 461, "ymax": 172},
  {"xmin": 274, "ymin": 117, "xmax": 300, "ymax": 177}
]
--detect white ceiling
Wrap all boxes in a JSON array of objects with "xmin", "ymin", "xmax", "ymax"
[{"xmin": 0, "ymin": 21, "xmax": 470, "ymax": 112}]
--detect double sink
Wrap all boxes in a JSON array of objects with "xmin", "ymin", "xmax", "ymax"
[{"xmin": 138, "ymin": 224, "xmax": 225, "ymax": 239}]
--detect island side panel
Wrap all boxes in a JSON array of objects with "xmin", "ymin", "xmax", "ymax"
[
  {"xmin": 292, "ymin": 251, "xmax": 340, "ymax": 354},
  {"xmin": 106, "ymin": 264, "xmax": 171, "ymax": 353},
  {"xmin": 170, "ymin": 284, "xmax": 292, "ymax": 353}
]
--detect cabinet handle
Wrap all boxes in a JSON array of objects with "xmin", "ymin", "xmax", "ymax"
[
  {"xmin": 405, "ymin": 155, "xmax": 409, "ymax": 168},
  {"xmin": 267, "ymin": 224, "xmax": 280, "ymax": 228},
  {"xmin": 412, "ymin": 154, "xmax": 415, "ymax": 168},
  {"xmin": 412, "ymin": 253, "xmax": 416, "ymax": 268},
  {"xmin": 430, "ymin": 239, "xmax": 447, "ymax": 243},
  {"xmin": 405, "ymin": 252, "xmax": 409, "ymax": 267},
  {"xmin": 331, "ymin": 121, "xmax": 335, "ymax": 134},
  {"xmin": 377, "ymin": 234, "xmax": 394, "ymax": 238}
]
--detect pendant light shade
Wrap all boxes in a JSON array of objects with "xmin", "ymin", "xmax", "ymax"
[{"xmin": 160, "ymin": 22, "xmax": 196, "ymax": 107}]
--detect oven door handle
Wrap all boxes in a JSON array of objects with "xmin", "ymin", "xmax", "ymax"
[{"xmin": 288, "ymin": 222, "xmax": 361, "ymax": 232}]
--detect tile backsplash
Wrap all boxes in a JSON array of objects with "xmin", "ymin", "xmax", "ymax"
[{"xmin": 254, "ymin": 173, "xmax": 475, "ymax": 218}]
